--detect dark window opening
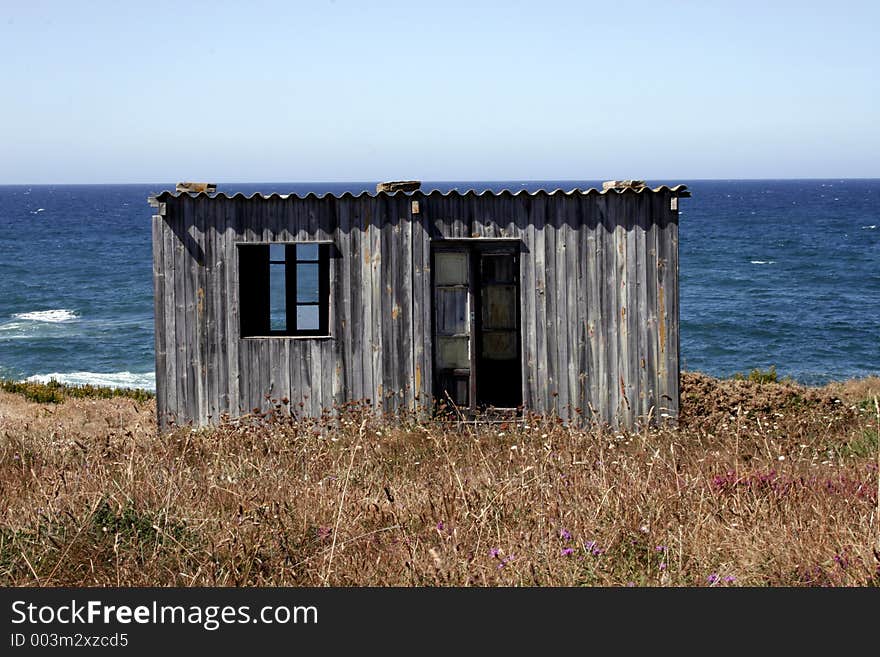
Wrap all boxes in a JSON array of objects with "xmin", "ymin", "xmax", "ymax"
[{"xmin": 239, "ymin": 243, "xmax": 330, "ymax": 337}]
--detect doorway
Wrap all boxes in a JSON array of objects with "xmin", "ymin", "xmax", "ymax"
[{"xmin": 432, "ymin": 242, "xmax": 522, "ymax": 413}]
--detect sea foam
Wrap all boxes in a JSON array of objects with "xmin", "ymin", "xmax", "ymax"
[
  {"xmin": 750, "ymin": 260, "xmax": 776, "ymax": 265},
  {"xmin": 13, "ymin": 309, "xmax": 79, "ymax": 322},
  {"xmin": 26, "ymin": 371, "xmax": 156, "ymax": 392}
]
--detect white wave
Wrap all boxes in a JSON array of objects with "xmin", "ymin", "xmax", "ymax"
[
  {"xmin": 750, "ymin": 260, "xmax": 776, "ymax": 265},
  {"xmin": 862, "ymin": 225, "xmax": 876, "ymax": 230},
  {"xmin": 12, "ymin": 309, "xmax": 78, "ymax": 323},
  {"xmin": 0, "ymin": 321, "xmax": 26, "ymax": 332},
  {"xmin": 31, "ymin": 208, "xmax": 45, "ymax": 214},
  {"xmin": 26, "ymin": 371, "xmax": 156, "ymax": 392}
]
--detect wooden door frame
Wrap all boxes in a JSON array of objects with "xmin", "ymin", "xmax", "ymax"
[{"xmin": 430, "ymin": 238, "xmax": 523, "ymax": 414}]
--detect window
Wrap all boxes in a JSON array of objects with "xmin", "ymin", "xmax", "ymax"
[{"xmin": 238, "ymin": 243, "xmax": 330, "ymax": 337}]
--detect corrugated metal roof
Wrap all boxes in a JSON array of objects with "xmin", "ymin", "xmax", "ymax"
[{"xmin": 151, "ymin": 184, "xmax": 689, "ymax": 203}]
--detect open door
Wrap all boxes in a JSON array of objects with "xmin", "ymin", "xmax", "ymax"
[{"xmin": 432, "ymin": 242, "xmax": 522, "ymax": 414}]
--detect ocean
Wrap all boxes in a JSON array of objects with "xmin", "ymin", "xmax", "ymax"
[{"xmin": 0, "ymin": 179, "xmax": 877, "ymax": 392}]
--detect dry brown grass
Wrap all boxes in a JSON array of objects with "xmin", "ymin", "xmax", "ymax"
[{"xmin": 1, "ymin": 373, "xmax": 878, "ymax": 587}]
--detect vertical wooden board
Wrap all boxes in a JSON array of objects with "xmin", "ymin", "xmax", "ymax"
[
  {"xmin": 309, "ymin": 338, "xmax": 323, "ymax": 416},
  {"xmin": 589, "ymin": 198, "xmax": 604, "ymax": 423},
  {"xmin": 300, "ymin": 336, "xmax": 313, "ymax": 413},
  {"xmin": 161, "ymin": 210, "xmax": 178, "ymax": 428},
  {"xmin": 287, "ymin": 332, "xmax": 301, "ymax": 413},
  {"xmin": 644, "ymin": 198, "xmax": 659, "ymax": 423},
  {"xmin": 358, "ymin": 197, "xmax": 375, "ymax": 405},
  {"xmin": 613, "ymin": 199, "xmax": 627, "ymax": 426},
  {"xmin": 321, "ymin": 195, "xmax": 338, "ymax": 241},
  {"xmin": 656, "ymin": 193, "xmax": 679, "ymax": 422},
  {"xmin": 320, "ymin": 339, "xmax": 333, "ymax": 415},
  {"xmin": 274, "ymin": 196, "xmax": 291, "ymax": 243},
  {"xmin": 167, "ymin": 202, "xmax": 184, "ymax": 426},
  {"xmin": 471, "ymin": 194, "xmax": 483, "ymax": 237},
  {"xmin": 334, "ymin": 197, "xmax": 352, "ymax": 407},
  {"xmin": 449, "ymin": 194, "xmax": 462, "ymax": 238},
  {"xmin": 266, "ymin": 338, "xmax": 280, "ymax": 402},
  {"xmin": 556, "ymin": 198, "xmax": 573, "ymax": 420},
  {"xmin": 544, "ymin": 197, "xmax": 561, "ymax": 417},
  {"xmin": 574, "ymin": 212, "xmax": 591, "ymax": 423},
  {"xmin": 276, "ymin": 335, "xmax": 292, "ymax": 409},
  {"xmin": 518, "ymin": 195, "xmax": 537, "ymax": 412},
  {"xmin": 178, "ymin": 197, "xmax": 196, "ymax": 425},
  {"xmin": 226, "ymin": 197, "xmax": 242, "ymax": 417},
  {"xmin": 151, "ymin": 214, "xmax": 167, "ymax": 428},
  {"xmin": 600, "ymin": 196, "xmax": 618, "ymax": 426},
  {"xmin": 532, "ymin": 195, "xmax": 548, "ymax": 414},
  {"xmin": 624, "ymin": 194, "xmax": 640, "ymax": 428},
  {"xmin": 369, "ymin": 199, "xmax": 383, "ymax": 409},
  {"xmin": 635, "ymin": 199, "xmax": 650, "ymax": 423},
  {"xmin": 655, "ymin": 194, "xmax": 668, "ymax": 421},
  {"xmin": 291, "ymin": 196, "xmax": 305, "ymax": 241},
  {"xmin": 614, "ymin": 194, "xmax": 634, "ymax": 428},
  {"xmin": 237, "ymin": 339, "xmax": 249, "ymax": 414},
  {"xmin": 614, "ymin": 194, "xmax": 631, "ymax": 428},
  {"xmin": 410, "ymin": 198, "xmax": 425, "ymax": 411},
  {"xmin": 584, "ymin": 202, "xmax": 601, "ymax": 422},
  {"xmin": 380, "ymin": 202, "xmax": 395, "ymax": 410},
  {"xmin": 202, "ymin": 198, "xmax": 218, "ymax": 424},
  {"xmin": 349, "ymin": 201, "xmax": 365, "ymax": 402},
  {"xmin": 667, "ymin": 195, "xmax": 681, "ymax": 420},
  {"xmin": 193, "ymin": 196, "xmax": 209, "ymax": 425},
  {"xmin": 210, "ymin": 199, "xmax": 229, "ymax": 420},
  {"xmin": 429, "ymin": 193, "xmax": 444, "ymax": 239},
  {"xmin": 397, "ymin": 196, "xmax": 414, "ymax": 410},
  {"xmin": 477, "ymin": 194, "xmax": 499, "ymax": 238},
  {"xmin": 418, "ymin": 210, "xmax": 433, "ymax": 410},
  {"xmin": 456, "ymin": 194, "xmax": 470, "ymax": 238},
  {"xmin": 564, "ymin": 202, "xmax": 581, "ymax": 422}
]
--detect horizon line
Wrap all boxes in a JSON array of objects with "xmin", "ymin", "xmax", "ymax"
[{"xmin": 2, "ymin": 176, "xmax": 880, "ymax": 187}]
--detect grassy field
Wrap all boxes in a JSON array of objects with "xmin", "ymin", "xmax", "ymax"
[{"xmin": 1, "ymin": 372, "xmax": 878, "ymax": 586}]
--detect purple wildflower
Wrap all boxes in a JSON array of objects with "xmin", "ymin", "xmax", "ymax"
[
  {"xmin": 560, "ymin": 528, "xmax": 572, "ymax": 541},
  {"xmin": 655, "ymin": 545, "xmax": 667, "ymax": 552},
  {"xmin": 659, "ymin": 562, "xmax": 667, "ymax": 571},
  {"xmin": 561, "ymin": 547, "xmax": 574, "ymax": 557},
  {"xmin": 490, "ymin": 548, "xmax": 501, "ymax": 558},
  {"xmin": 584, "ymin": 540, "xmax": 597, "ymax": 551},
  {"xmin": 436, "ymin": 521, "xmax": 445, "ymax": 531},
  {"xmin": 724, "ymin": 575, "xmax": 736, "ymax": 583},
  {"xmin": 707, "ymin": 573, "xmax": 720, "ymax": 585}
]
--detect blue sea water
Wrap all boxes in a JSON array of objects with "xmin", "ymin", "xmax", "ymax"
[{"xmin": 0, "ymin": 179, "xmax": 877, "ymax": 391}]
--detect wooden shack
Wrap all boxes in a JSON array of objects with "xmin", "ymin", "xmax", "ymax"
[{"xmin": 148, "ymin": 180, "xmax": 688, "ymax": 431}]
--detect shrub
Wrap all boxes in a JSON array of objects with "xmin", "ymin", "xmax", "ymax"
[{"xmin": 734, "ymin": 365, "xmax": 779, "ymax": 384}]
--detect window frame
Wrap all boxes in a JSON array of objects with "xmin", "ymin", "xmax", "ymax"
[{"xmin": 237, "ymin": 241, "xmax": 332, "ymax": 339}]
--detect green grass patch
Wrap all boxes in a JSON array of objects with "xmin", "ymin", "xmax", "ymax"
[
  {"xmin": 842, "ymin": 428, "xmax": 879, "ymax": 459},
  {"xmin": 0, "ymin": 379, "xmax": 153, "ymax": 404}
]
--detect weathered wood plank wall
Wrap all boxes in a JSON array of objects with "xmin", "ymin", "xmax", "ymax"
[{"xmin": 151, "ymin": 188, "xmax": 683, "ymax": 430}]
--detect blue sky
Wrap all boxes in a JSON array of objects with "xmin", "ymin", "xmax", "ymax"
[{"xmin": 1, "ymin": 0, "xmax": 877, "ymax": 183}]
